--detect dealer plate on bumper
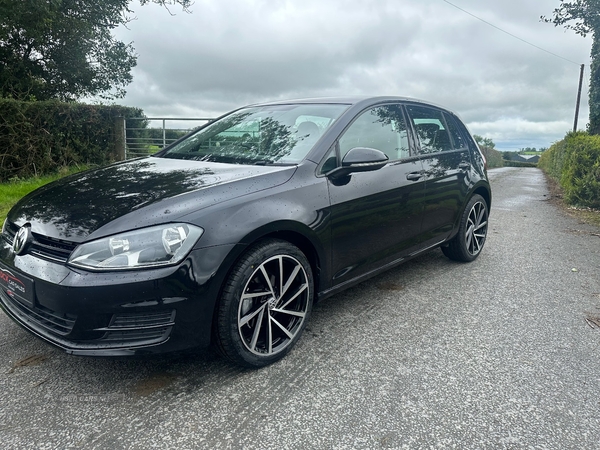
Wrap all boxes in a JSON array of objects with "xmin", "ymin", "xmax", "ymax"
[{"xmin": 0, "ymin": 262, "xmax": 35, "ymax": 308}]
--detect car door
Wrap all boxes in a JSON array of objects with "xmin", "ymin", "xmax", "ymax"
[
  {"xmin": 325, "ymin": 103, "xmax": 426, "ymax": 285},
  {"xmin": 404, "ymin": 104, "xmax": 473, "ymax": 247}
]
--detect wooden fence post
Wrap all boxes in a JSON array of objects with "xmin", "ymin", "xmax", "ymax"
[{"xmin": 114, "ymin": 117, "xmax": 126, "ymax": 161}]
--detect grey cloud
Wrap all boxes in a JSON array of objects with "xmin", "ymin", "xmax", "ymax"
[{"xmin": 113, "ymin": 0, "xmax": 592, "ymax": 150}]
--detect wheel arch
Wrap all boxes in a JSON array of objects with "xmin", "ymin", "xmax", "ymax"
[
  {"xmin": 239, "ymin": 221, "xmax": 325, "ymax": 299},
  {"xmin": 259, "ymin": 230, "xmax": 321, "ymax": 291},
  {"xmin": 473, "ymin": 184, "xmax": 491, "ymax": 211},
  {"xmin": 447, "ymin": 183, "xmax": 491, "ymax": 242},
  {"xmin": 212, "ymin": 220, "xmax": 326, "ymax": 315}
]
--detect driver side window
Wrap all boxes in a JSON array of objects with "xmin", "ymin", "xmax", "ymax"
[{"xmin": 338, "ymin": 105, "xmax": 410, "ymax": 162}]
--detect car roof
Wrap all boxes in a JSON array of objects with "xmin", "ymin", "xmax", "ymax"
[{"xmin": 248, "ymin": 96, "xmax": 457, "ymax": 114}]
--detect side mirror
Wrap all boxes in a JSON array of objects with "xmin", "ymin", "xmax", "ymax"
[{"xmin": 327, "ymin": 147, "xmax": 389, "ymax": 179}]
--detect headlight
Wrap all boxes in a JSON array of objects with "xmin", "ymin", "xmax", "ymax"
[{"xmin": 68, "ymin": 224, "xmax": 204, "ymax": 271}]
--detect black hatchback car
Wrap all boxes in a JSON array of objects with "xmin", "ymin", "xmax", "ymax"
[{"xmin": 0, "ymin": 96, "xmax": 490, "ymax": 367}]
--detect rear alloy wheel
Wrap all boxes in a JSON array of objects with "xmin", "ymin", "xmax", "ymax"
[
  {"xmin": 215, "ymin": 239, "xmax": 313, "ymax": 368},
  {"xmin": 441, "ymin": 194, "xmax": 488, "ymax": 262}
]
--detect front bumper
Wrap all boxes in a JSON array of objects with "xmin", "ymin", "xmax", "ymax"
[{"xmin": 0, "ymin": 243, "xmax": 236, "ymax": 356}]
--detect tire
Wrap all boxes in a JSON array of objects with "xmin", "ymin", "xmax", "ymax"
[
  {"xmin": 214, "ymin": 239, "xmax": 314, "ymax": 368},
  {"xmin": 441, "ymin": 194, "xmax": 489, "ymax": 262}
]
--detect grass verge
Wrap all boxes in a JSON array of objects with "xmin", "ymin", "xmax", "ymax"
[
  {"xmin": 543, "ymin": 172, "xmax": 600, "ymax": 229},
  {"xmin": 0, "ymin": 165, "xmax": 90, "ymax": 219}
]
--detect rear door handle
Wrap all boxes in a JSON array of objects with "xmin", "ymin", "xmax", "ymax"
[
  {"xmin": 458, "ymin": 162, "xmax": 471, "ymax": 170},
  {"xmin": 406, "ymin": 172, "xmax": 423, "ymax": 181}
]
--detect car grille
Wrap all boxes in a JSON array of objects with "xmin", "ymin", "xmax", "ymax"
[
  {"xmin": 97, "ymin": 310, "xmax": 176, "ymax": 345},
  {"xmin": 109, "ymin": 310, "xmax": 176, "ymax": 328},
  {"xmin": 3, "ymin": 221, "xmax": 77, "ymax": 263},
  {"xmin": 0, "ymin": 289, "xmax": 77, "ymax": 335},
  {"xmin": 102, "ymin": 327, "xmax": 172, "ymax": 342}
]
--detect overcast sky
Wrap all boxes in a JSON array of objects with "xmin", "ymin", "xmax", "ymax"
[{"xmin": 112, "ymin": 0, "xmax": 592, "ymax": 151}]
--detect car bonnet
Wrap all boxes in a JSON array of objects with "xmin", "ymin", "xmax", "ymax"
[{"xmin": 7, "ymin": 157, "xmax": 296, "ymax": 242}]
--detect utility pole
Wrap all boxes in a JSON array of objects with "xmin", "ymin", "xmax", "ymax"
[{"xmin": 573, "ymin": 64, "xmax": 585, "ymax": 133}]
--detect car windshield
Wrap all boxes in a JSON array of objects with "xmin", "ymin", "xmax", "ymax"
[{"xmin": 159, "ymin": 103, "xmax": 349, "ymax": 165}]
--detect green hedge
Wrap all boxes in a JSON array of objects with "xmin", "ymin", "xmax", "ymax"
[
  {"xmin": 0, "ymin": 99, "xmax": 145, "ymax": 181},
  {"xmin": 502, "ymin": 160, "xmax": 537, "ymax": 168},
  {"xmin": 538, "ymin": 139, "xmax": 567, "ymax": 181},
  {"xmin": 479, "ymin": 145, "xmax": 504, "ymax": 168},
  {"xmin": 539, "ymin": 132, "xmax": 600, "ymax": 208}
]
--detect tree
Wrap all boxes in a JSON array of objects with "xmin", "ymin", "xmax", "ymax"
[
  {"xmin": 473, "ymin": 134, "xmax": 496, "ymax": 149},
  {"xmin": 0, "ymin": 0, "xmax": 191, "ymax": 101},
  {"xmin": 542, "ymin": 1, "xmax": 600, "ymax": 134}
]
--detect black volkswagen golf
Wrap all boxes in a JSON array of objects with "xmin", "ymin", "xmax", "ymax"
[{"xmin": 0, "ymin": 96, "xmax": 491, "ymax": 367}]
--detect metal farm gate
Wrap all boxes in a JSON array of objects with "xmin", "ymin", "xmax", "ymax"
[{"xmin": 123, "ymin": 117, "xmax": 214, "ymax": 159}]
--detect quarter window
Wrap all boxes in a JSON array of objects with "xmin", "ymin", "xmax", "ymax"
[
  {"xmin": 452, "ymin": 115, "xmax": 480, "ymax": 153},
  {"xmin": 443, "ymin": 113, "xmax": 467, "ymax": 150}
]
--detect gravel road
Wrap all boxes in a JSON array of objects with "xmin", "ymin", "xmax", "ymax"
[{"xmin": 1, "ymin": 167, "xmax": 599, "ymax": 449}]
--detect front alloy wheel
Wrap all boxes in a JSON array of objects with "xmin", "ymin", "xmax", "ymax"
[{"xmin": 215, "ymin": 239, "xmax": 313, "ymax": 368}]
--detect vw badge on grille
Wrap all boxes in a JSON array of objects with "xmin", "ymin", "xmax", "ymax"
[{"xmin": 13, "ymin": 225, "xmax": 32, "ymax": 255}]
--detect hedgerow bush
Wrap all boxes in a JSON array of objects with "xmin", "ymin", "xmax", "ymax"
[
  {"xmin": 478, "ymin": 145, "xmax": 504, "ymax": 168},
  {"xmin": 538, "ymin": 138, "xmax": 567, "ymax": 180},
  {"xmin": 539, "ymin": 132, "xmax": 600, "ymax": 208},
  {"xmin": 503, "ymin": 160, "xmax": 537, "ymax": 168},
  {"xmin": 0, "ymin": 99, "xmax": 144, "ymax": 181}
]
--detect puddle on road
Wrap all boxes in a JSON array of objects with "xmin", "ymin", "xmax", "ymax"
[
  {"xmin": 490, "ymin": 169, "xmax": 547, "ymax": 211},
  {"xmin": 493, "ymin": 194, "xmax": 536, "ymax": 211},
  {"xmin": 8, "ymin": 354, "xmax": 49, "ymax": 373},
  {"xmin": 377, "ymin": 282, "xmax": 405, "ymax": 291},
  {"xmin": 133, "ymin": 372, "xmax": 179, "ymax": 397}
]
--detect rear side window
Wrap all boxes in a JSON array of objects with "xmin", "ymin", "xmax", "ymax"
[{"xmin": 406, "ymin": 105, "xmax": 453, "ymax": 153}]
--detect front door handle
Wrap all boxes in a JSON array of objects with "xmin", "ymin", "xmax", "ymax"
[
  {"xmin": 406, "ymin": 172, "xmax": 423, "ymax": 181},
  {"xmin": 458, "ymin": 162, "xmax": 471, "ymax": 170}
]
